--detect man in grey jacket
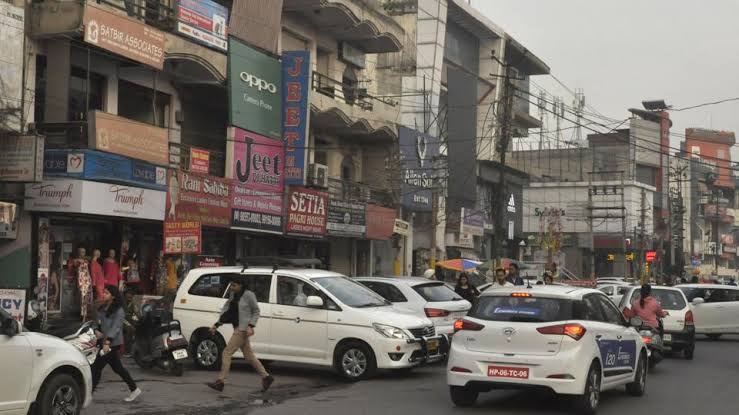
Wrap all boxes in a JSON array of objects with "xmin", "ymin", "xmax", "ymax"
[{"xmin": 207, "ymin": 279, "xmax": 274, "ymax": 392}]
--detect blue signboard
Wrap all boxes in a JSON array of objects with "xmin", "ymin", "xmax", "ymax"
[
  {"xmin": 399, "ymin": 126, "xmax": 440, "ymax": 212},
  {"xmin": 282, "ymin": 50, "xmax": 310, "ymax": 186},
  {"xmin": 43, "ymin": 150, "xmax": 167, "ymax": 191},
  {"xmin": 176, "ymin": 0, "xmax": 229, "ymax": 51}
]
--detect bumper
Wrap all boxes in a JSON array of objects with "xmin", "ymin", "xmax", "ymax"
[
  {"xmin": 663, "ymin": 327, "xmax": 695, "ymax": 350},
  {"xmin": 82, "ymin": 363, "xmax": 93, "ymax": 408},
  {"xmin": 446, "ymin": 342, "xmax": 588, "ymax": 396},
  {"xmin": 373, "ymin": 335, "xmax": 446, "ymax": 369}
]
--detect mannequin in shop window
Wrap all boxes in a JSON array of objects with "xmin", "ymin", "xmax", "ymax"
[
  {"xmin": 90, "ymin": 249, "xmax": 105, "ymax": 300},
  {"xmin": 124, "ymin": 257, "xmax": 141, "ymax": 294},
  {"xmin": 69, "ymin": 247, "xmax": 92, "ymax": 321},
  {"xmin": 103, "ymin": 249, "xmax": 124, "ymax": 290}
]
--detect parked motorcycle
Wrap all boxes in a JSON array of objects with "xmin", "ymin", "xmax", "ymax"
[
  {"xmin": 63, "ymin": 321, "xmax": 99, "ymax": 366},
  {"xmin": 130, "ymin": 297, "xmax": 189, "ymax": 376}
]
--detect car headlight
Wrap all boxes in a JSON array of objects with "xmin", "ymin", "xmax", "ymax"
[{"xmin": 373, "ymin": 323, "xmax": 410, "ymax": 340}]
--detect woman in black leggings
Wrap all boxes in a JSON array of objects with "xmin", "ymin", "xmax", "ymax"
[{"xmin": 91, "ymin": 285, "xmax": 141, "ymax": 402}]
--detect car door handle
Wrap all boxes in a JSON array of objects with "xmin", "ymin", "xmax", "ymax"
[
  {"xmin": 294, "ymin": 317, "xmax": 302, "ymax": 324},
  {"xmin": 595, "ymin": 335, "xmax": 603, "ymax": 340},
  {"xmin": 617, "ymin": 335, "xmax": 623, "ymax": 339}
]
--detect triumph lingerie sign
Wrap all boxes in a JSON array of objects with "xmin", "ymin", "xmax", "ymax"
[{"xmin": 25, "ymin": 179, "xmax": 165, "ymax": 220}]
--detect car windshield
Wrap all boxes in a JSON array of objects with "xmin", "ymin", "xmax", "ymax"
[
  {"xmin": 314, "ymin": 277, "xmax": 390, "ymax": 308},
  {"xmin": 629, "ymin": 289, "xmax": 687, "ymax": 310},
  {"xmin": 469, "ymin": 295, "xmax": 574, "ymax": 322},
  {"xmin": 413, "ymin": 283, "xmax": 463, "ymax": 302}
]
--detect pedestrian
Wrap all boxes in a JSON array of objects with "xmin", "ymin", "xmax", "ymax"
[
  {"xmin": 543, "ymin": 272, "xmax": 554, "ymax": 285},
  {"xmin": 491, "ymin": 268, "xmax": 513, "ymax": 288},
  {"xmin": 454, "ymin": 273, "xmax": 480, "ymax": 303},
  {"xmin": 207, "ymin": 279, "xmax": 274, "ymax": 393},
  {"xmin": 91, "ymin": 285, "xmax": 142, "ymax": 402},
  {"xmin": 506, "ymin": 263, "xmax": 524, "ymax": 286},
  {"xmin": 434, "ymin": 265, "xmax": 445, "ymax": 281}
]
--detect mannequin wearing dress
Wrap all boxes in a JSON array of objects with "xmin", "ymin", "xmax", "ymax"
[
  {"xmin": 73, "ymin": 248, "xmax": 92, "ymax": 321},
  {"xmin": 103, "ymin": 249, "xmax": 123, "ymax": 288},
  {"xmin": 90, "ymin": 249, "xmax": 105, "ymax": 300}
]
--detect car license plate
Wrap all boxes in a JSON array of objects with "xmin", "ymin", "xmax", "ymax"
[
  {"xmin": 172, "ymin": 349, "xmax": 188, "ymax": 360},
  {"xmin": 663, "ymin": 334, "xmax": 672, "ymax": 342},
  {"xmin": 487, "ymin": 365, "xmax": 529, "ymax": 379},
  {"xmin": 427, "ymin": 339, "xmax": 439, "ymax": 355}
]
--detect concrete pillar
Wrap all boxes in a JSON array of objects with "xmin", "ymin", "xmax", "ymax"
[{"xmin": 44, "ymin": 40, "xmax": 71, "ymax": 122}]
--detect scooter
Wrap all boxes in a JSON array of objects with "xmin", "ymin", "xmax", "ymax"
[
  {"xmin": 636, "ymin": 318, "xmax": 665, "ymax": 369},
  {"xmin": 63, "ymin": 321, "xmax": 100, "ymax": 366},
  {"xmin": 130, "ymin": 298, "xmax": 189, "ymax": 376}
]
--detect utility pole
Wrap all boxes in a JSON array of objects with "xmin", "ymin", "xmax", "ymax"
[
  {"xmin": 620, "ymin": 172, "xmax": 627, "ymax": 277},
  {"xmin": 587, "ymin": 170, "xmax": 627, "ymax": 280},
  {"xmin": 639, "ymin": 188, "xmax": 647, "ymax": 284},
  {"xmin": 588, "ymin": 172, "xmax": 595, "ymax": 279}
]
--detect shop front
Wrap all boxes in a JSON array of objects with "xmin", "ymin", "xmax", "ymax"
[{"xmin": 326, "ymin": 198, "xmax": 367, "ymax": 276}]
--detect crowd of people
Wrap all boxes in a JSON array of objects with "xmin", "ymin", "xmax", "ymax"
[{"xmin": 448, "ymin": 262, "xmax": 560, "ymax": 303}]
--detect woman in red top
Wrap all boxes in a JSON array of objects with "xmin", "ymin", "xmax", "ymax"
[{"xmin": 630, "ymin": 284, "xmax": 668, "ymax": 330}]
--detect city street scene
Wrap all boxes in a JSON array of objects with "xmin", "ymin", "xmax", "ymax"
[{"xmin": 2, "ymin": 0, "xmax": 739, "ymax": 414}]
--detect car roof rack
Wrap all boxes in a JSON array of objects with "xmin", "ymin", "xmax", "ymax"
[{"xmin": 235, "ymin": 256, "xmax": 324, "ymax": 272}]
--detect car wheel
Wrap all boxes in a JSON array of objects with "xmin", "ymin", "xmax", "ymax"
[
  {"xmin": 449, "ymin": 385, "xmax": 478, "ymax": 407},
  {"xmin": 193, "ymin": 333, "xmax": 224, "ymax": 370},
  {"xmin": 334, "ymin": 342, "xmax": 376, "ymax": 381},
  {"xmin": 626, "ymin": 352, "xmax": 647, "ymax": 396},
  {"xmin": 38, "ymin": 374, "xmax": 82, "ymax": 415},
  {"xmin": 706, "ymin": 334, "xmax": 722, "ymax": 341},
  {"xmin": 571, "ymin": 362, "xmax": 601, "ymax": 415}
]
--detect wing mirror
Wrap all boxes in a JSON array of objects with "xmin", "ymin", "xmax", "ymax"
[
  {"xmin": 306, "ymin": 296, "xmax": 324, "ymax": 308},
  {"xmin": 1, "ymin": 317, "xmax": 21, "ymax": 336},
  {"xmin": 629, "ymin": 316, "xmax": 643, "ymax": 327},
  {"xmin": 692, "ymin": 297, "xmax": 705, "ymax": 305}
]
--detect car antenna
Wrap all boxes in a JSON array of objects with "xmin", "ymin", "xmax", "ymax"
[{"xmin": 526, "ymin": 277, "xmax": 533, "ymax": 289}]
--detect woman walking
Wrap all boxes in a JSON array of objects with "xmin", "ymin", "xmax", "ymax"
[
  {"xmin": 454, "ymin": 273, "xmax": 480, "ymax": 303},
  {"xmin": 91, "ymin": 285, "xmax": 142, "ymax": 402}
]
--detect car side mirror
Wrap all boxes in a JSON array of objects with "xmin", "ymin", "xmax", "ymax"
[
  {"xmin": 306, "ymin": 296, "xmax": 324, "ymax": 308},
  {"xmin": 1, "ymin": 318, "xmax": 20, "ymax": 336},
  {"xmin": 629, "ymin": 316, "xmax": 643, "ymax": 327},
  {"xmin": 692, "ymin": 297, "xmax": 705, "ymax": 305}
]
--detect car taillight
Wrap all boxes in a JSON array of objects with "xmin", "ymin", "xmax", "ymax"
[
  {"xmin": 685, "ymin": 310, "xmax": 694, "ymax": 327},
  {"xmin": 537, "ymin": 323, "xmax": 587, "ymax": 341},
  {"xmin": 511, "ymin": 292, "xmax": 532, "ymax": 298},
  {"xmin": 425, "ymin": 308, "xmax": 451, "ymax": 318},
  {"xmin": 453, "ymin": 319, "xmax": 485, "ymax": 333}
]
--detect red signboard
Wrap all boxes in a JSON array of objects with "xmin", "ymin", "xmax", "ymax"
[
  {"xmin": 645, "ymin": 250, "xmax": 657, "ymax": 263},
  {"xmin": 163, "ymin": 220, "xmax": 202, "ymax": 254},
  {"xmin": 365, "ymin": 204, "xmax": 396, "ymax": 240},
  {"xmin": 197, "ymin": 255, "xmax": 223, "ymax": 268},
  {"xmin": 166, "ymin": 170, "xmax": 231, "ymax": 228},
  {"xmin": 189, "ymin": 148, "xmax": 210, "ymax": 174},
  {"xmin": 286, "ymin": 187, "xmax": 328, "ymax": 238}
]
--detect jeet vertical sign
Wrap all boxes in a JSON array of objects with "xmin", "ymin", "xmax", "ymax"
[{"xmin": 282, "ymin": 51, "xmax": 310, "ymax": 186}]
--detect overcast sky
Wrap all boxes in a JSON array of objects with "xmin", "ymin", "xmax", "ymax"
[{"xmin": 471, "ymin": 0, "xmax": 739, "ymax": 158}]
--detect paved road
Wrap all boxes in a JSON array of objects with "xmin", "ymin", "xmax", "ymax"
[{"xmin": 87, "ymin": 336, "xmax": 739, "ymax": 414}]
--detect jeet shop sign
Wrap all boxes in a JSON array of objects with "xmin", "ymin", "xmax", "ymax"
[
  {"xmin": 229, "ymin": 127, "xmax": 284, "ymax": 234},
  {"xmin": 282, "ymin": 50, "xmax": 310, "ymax": 185},
  {"xmin": 327, "ymin": 199, "xmax": 366, "ymax": 238},
  {"xmin": 286, "ymin": 187, "xmax": 328, "ymax": 238},
  {"xmin": 83, "ymin": 3, "xmax": 165, "ymax": 69},
  {"xmin": 166, "ymin": 170, "xmax": 231, "ymax": 228}
]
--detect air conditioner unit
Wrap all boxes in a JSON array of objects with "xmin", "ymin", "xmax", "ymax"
[{"xmin": 308, "ymin": 163, "xmax": 329, "ymax": 188}]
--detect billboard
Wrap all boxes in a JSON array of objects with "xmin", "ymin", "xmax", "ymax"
[
  {"xmin": 460, "ymin": 208, "xmax": 484, "ymax": 236},
  {"xmin": 0, "ymin": 135, "xmax": 44, "ymax": 182},
  {"xmin": 166, "ymin": 170, "xmax": 231, "ymax": 228},
  {"xmin": 176, "ymin": 0, "xmax": 228, "ymax": 51},
  {"xmin": 88, "ymin": 111, "xmax": 169, "ymax": 166},
  {"xmin": 365, "ymin": 204, "xmax": 396, "ymax": 240},
  {"xmin": 282, "ymin": 51, "xmax": 310, "ymax": 186},
  {"xmin": 286, "ymin": 187, "xmax": 328, "ymax": 238},
  {"xmin": 164, "ymin": 220, "xmax": 202, "ymax": 254},
  {"xmin": 228, "ymin": 37, "xmax": 282, "ymax": 139},
  {"xmin": 327, "ymin": 199, "xmax": 366, "ymax": 238},
  {"xmin": 398, "ymin": 126, "xmax": 439, "ymax": 211}
]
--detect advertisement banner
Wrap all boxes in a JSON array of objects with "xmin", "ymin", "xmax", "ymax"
[
  {"xmin": 460, "ymin": 207, "xmax": 485, "ymax": 236},
  {"xmin": 282, "ymin": 51, "xmax": 310, "ymax": 186},
  {"xmin": 176, "ymin": 0, "xmax": 228, "ymax": 51},
  {"xmin": 229, "ymin": 127, "xmax": 284, "ymax": 234},
  {"xmin": 197, "ymin": 256, "xmax": 223, "ymax": 268},
  {"xmin": 0, "ymin": 135, "xmax": 44, "ymax": 182},
  {"xmin": 83, "ymin": 4, "xmax": 165, "ymax": 69},
  {"xmin": 89, "ymin": 111, "xmax": 169, "ymax": 166},
  {"xmin": 189, "ymin": 147, "xmax": 210, "ymax": 174},
  {"xmin": 164, "ymin": 220, "xmax": 202, "ymax": 254},
  {"xmin": 327, "ymin": 199, "xmax": 366, "ymax": 238},
  {"xmin": 166, "ymin": 170, "xmax": 231, "ymax": 228},
  {"xmin": 398, "ymin": 126, "xmax": 439, "ymax": 211},
  {"xmin": 25, "ymin": 179, "xmax": 166, "ymax": 221},
  {"xmin": 0, "ymin": 202, "xmax": 19, "ymax": 239},
  {"xmin": 286, "ymin": 187, "xmax": 328, "ymax": 238},
  {"xmin": 0, "ymin": 289, "xmax": 25, "ymax": 322},
  {"xmin": 0, "ymin": 2, "xmax": 24, "ymax": 132},
  {"xmin": 365, "ymin": 204, "xmax": 396, "ymax": 240},
  {"xmin": 228, "ymin": 37, "xmax": 282, "ymax": 139}
]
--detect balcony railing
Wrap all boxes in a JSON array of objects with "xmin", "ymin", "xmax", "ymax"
[
  {"xmin": 312, "ymin": 72, "xmax": 397, "ymax": 111},
  {"xmin": 97, "ymin": 0, "xmax": 176, "ymax": 31},
  {"xmin": 328, "ymin": 177, "xmax": 395, "ymax": 207}
]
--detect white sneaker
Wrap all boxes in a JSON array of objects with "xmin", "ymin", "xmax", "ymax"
[{"xmin": 124, "ymin": 388, "xmax": 141, "ymax": 402}]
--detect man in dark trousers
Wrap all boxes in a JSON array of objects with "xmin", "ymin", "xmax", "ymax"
[
  {"xmin": 207, "ymin": 279, "xmax": 274, "ymax": 392},
  {"xmin": 506, "ymin": 263, "xmax": 525, "ymax": 286}
]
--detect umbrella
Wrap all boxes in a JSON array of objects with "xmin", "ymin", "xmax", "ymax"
[{"xmin": 438, "ymin": 258, "xmax": 481, "ymax": 272}]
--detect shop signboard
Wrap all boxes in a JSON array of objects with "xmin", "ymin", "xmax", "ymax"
[
  {"xmin": 282, "ymin": 50, "xmax": 310, "ymax": 186},
  {"xmin": 0, "ymin": 289, "xmax": 25, "ymax": 322},
  {"xmin": 365, "ymin": 204, "xmax": 396, "ymax": 240},
  {"xmin": 163, "ymin": 220, "xmax": 202, "ymax": 254},
  {"xmin": 176, "ymin": 0, "xmax": 228, "ymax": 51},
  {"xmin": 327, "ymin": 199, "xmax": 366, "ymax": 238},
  {"xmin": 398, "ymin": 126, "xmax": 439, "ymax": 212},
  {"xmin": 83, "ymin": 4, "xmax": 165, "ymax": 69},
  {"xmin": 0, "ymin": 135, "xmax": 44, "ymax": 182},
  {"xmin": 286, "ymin": 187, "xmax": 328, "ymax": 238},
  {"xmin": 229, "ymin": 127, "xmax": 284, "ymax": 234},
  {"xmin": 89, "ymin": 111, "xmax": 169, "ymax": 166},
  {"xmin": 460, "ymin": 207, "xmax": 484, "ymax": 236},
  {"xmin": 393, "ymin": 219, "xmax": 410, "ymax": 236},
  {"xmin": 25, "ymin": 179, "xmax": 166, "ymax": 221},
  {"xmin": 197, "ymin": 255, "xmax": 223, "ymax": 268},
  {"xmin": 0, "ymin": 202, "xmax": 19, "ymax": 239},
  {"xmin": 228, "ymin": 37, "xmax": 282, "ymax": 139},
  {"xmin": 43, "ymin": 150, "xmax": 167, "ymax": 191},
  {"xmin": 166, "ymin": 170, "xmax": 231, "ymax": 228},
  {"xmin": 189, "ymin": 147, "xmax": 210, "ymax": 174}
]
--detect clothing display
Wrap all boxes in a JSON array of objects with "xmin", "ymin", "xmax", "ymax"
[
  {"xmin": 90, "ymin": 259, "xmax": 105, "ymax": 299},
  {"xmin": 103, "ymin": 258, "xmax": 122, "ymax": 287}
]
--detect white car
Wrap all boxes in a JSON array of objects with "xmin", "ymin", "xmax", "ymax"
[
  {"xmin": 0, "ymin": 308, "xmax": 93, "ymax": 415},
  {"xmin": 355, "ymin": 277, "xmax": 471, "ymax": 342},
  {"xmin": 618, "ymin": 286, "xmax": 695, "ymax": 358},
  {"xmin": 174, "ymin": 266, "xmax": 444, "ymax": 381},
  {"xmin": 447, "ymin": 286, "xmax": 648, "ymax": 414},
  {"xmin": 676, "ymin": 284, "xmax": 739, "ymax": 339},
  {"xmin": 598, "ymin": 284, "xmax": 632, "ymax": 306}
]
